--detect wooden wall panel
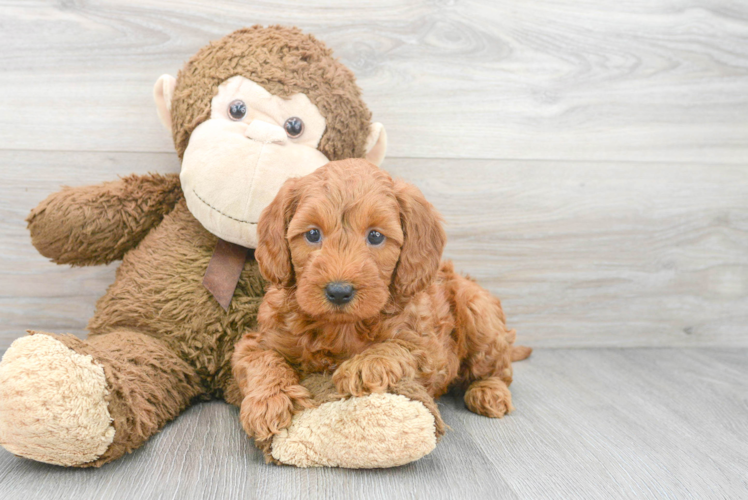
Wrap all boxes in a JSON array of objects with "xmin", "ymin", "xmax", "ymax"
[
  {"xmin": 0, "ymin": 1, "xmax": 746, "ymax": 162},
  {"xmin": 2, "ymin": 151, "xmax": 745, "ymax": 350}
]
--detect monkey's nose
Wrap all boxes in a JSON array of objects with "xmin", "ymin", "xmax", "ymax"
[
  {"xmin": 244, "ymin": 120, "xmax": 287, "ymax": 144},
  {"xmin": 325, "ymin": 282, "xmax": 355, "ymax": 306}
]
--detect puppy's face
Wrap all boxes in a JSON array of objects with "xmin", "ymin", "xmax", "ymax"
[
  {"xmin": 287, "ymin": 166, "xmax": 403, "ymax": 322},
  {"xmin": 256, "ymin": 159, "xmax": 446, "ymax": 324}
]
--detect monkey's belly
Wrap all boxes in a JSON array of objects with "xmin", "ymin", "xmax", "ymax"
[{"xmin": 87, "ymin": 200, "xmax": 265, "ymax": 382}]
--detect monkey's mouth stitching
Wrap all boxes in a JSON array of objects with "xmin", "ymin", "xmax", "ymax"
[{"xmin": 192, "ymin": 189, "xmax": 257, "ymax": 225}]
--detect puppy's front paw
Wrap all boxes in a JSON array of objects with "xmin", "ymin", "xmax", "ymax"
[
  {"xmin": 239, "ymin": 385, "xmax": 312, "ymax": 441},
  {"xmin": 333, "ymin": 355, "xmax": 414, "ymax": 397}
]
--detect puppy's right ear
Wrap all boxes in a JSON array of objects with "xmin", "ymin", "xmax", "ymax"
[
  {"xmin": 256, "ymin": 178, "xmax": 299, "ymax": 287},
  {"xmin": 392, "ymin": 179, "xmax": 446, "ymax": 298}
]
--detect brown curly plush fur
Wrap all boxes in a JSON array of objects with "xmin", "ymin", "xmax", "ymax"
[
  {"xmin": 38, "ymin": 330, "xmax": 204, "ymax": 467},
  {"xmin": 28, "ymin": 173, "xmax": 183, "ymax": 266},
  {"xmin": 27, "ymin": 180, "xmax": 266, "ymax": 466},
  {"xmin": 232, "ymin": 160, "xmax": 530, "ymax": 441},
  {"xmin": 171, "ymin": 25, "xmax": 373, "ymax": 161},
  {"xmin": 13, "ymin": 26, "xmax": 387, "ymax": 467}
]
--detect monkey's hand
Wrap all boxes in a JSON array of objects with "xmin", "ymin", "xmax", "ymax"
[{"xmin": 27, "ymin": 173, "xmax": 182, "ymax": 265}]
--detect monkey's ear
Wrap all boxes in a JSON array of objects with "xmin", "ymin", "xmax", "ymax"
[
  {"xmin": 153, "ymin": 74, "xmax": 177, "ymax": 133},
  {"xmin": 364, "ymin": 122, "xmax": 387, "ymax": 166}
]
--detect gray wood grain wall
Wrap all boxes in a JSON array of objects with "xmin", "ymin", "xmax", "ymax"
[
  {"xmin": 2, "ymin": 3, "xmax": 748, "ymax": 499},
  {"xmin": 1, "ymin": 0, "xmax": 747, "ymax": 351}
]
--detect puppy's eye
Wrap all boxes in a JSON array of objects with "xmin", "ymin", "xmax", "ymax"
[
  {"xmin": 305, "ymin": 228, "xmax": 322, "ymax": 244},
  {"xmin": 228, "ymin": 100, "xmax": 247, "ymax": 120},
  {"xmin": 284, "ymin": 117, "xmax": 304, "ymax": 138},
  {"xmin": 367, "ymin": 230, "xmax": 385, "ymax": 246}
]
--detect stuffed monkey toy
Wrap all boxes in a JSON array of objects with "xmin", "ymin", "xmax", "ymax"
[{"xmin": 0, "ymin": 26, "xmax": 443, "ymax": 469}]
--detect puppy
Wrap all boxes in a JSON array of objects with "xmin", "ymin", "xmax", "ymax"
[{"xmin": 232, "ymin": 159, "xmax": 531, "ymax": 441}]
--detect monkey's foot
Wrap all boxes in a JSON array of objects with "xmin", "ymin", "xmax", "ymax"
[
  {"xmin": 0, "ymin": 333, "xmax": 115, "ymax": 466},
  {"xmin": 267, "ymin": 375, "xmax": 445, "ymax": 468}
]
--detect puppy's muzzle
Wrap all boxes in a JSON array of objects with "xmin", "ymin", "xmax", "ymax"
[{"xmin": 325, "ymin": 282, "xmax": 355, "ymax": 306}]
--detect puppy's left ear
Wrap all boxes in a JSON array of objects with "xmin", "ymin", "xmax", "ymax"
[
  {"xmin": 392, "ymin": 179, "xmax": 446, "ymax": 298},
  {"xmin": 256, "ymin": 178, "xmax": 300, "ymax": 287}
]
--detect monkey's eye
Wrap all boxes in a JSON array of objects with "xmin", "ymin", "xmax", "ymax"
[
  {"xmin": 228, "ymin": 100, "xmax": 247, "ymax": 121},
  {"xmin": 367, "ymin": 230, "xmax": 385, "ymax": 246},
  {"xmin": 284, "ymin": 117, "xmax": 304, "ymax": 138},
  {"xmin": 304, "ymin": 228, "xmax": 322, "ymax": 244}
]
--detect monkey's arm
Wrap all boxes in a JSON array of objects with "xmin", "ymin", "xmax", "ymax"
[{"xmin": 27, "ymin": 173, "xmax": 182, "ymax": 266}]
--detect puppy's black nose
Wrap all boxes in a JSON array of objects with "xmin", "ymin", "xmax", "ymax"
[{"xmin": 325, "ymin": 282, "xmax": 355, "ymax": 305}]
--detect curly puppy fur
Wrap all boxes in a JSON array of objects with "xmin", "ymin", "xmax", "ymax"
[{"xmin": 232, "ymin": 159, "xmax": 531, "ymax": 440}]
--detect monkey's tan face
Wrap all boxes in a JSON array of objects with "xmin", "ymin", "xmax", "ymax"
[{"xmin": 180, "ymin": 76, "xmax": 330, "ymax": 248}]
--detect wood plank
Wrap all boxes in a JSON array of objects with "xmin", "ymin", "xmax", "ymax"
[
  {"xmin": 1, "ymin": 348, "xmax": 746, "ymax": 499},
  {"xmin": 458, "ymin": 348, "xmax": 748, "ymax": 498},
  {"xmin": 0, "ymin": 1, "xmax": 747, "ymax": 162},
  {"xmin": 389, "ymin": 158, "xmax": 748, "ymax": 348},
  {"xmin": 1, "ymin": 151, "xmax": 746, "ymax": 350}
]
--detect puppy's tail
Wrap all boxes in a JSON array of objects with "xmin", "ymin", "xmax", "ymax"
[{"xmin": 511, "ymin": 345, "xmax": 533, "ymax": 362}]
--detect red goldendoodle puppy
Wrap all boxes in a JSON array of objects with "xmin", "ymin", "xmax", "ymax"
[{"xmin": 232, "ymin": 159, "xmax": 531, "ymax": 441}]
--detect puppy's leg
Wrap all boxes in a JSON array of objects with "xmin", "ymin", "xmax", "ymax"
[
  {"xmin": 232, "ymin": 334, "xmax": 313, "ymax": 441},
  {"xmin": 464, "ymin": 377, "xmax": 514, "ymax": 418},
  {"xmin": 450, "ymin": 274, "xmax": 517, "ymax": 417}
]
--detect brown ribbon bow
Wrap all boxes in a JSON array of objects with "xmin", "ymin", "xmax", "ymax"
[{"xmin": 202, "ymin": 239, "xmax": 253, "ymax": 311}]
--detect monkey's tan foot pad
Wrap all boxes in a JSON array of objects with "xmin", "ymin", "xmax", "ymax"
[
  {"xmin": 270, "ymin": 391, "xmax": 439, "ymax": 468},
  {"xmin": 0, "ymin": 333, "xmax": 115, "ymax": 466}
]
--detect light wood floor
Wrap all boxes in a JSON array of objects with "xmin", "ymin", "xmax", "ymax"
[{"xmin": 1, "ymin": 1, "xmax": 747, "ymax": 499}]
